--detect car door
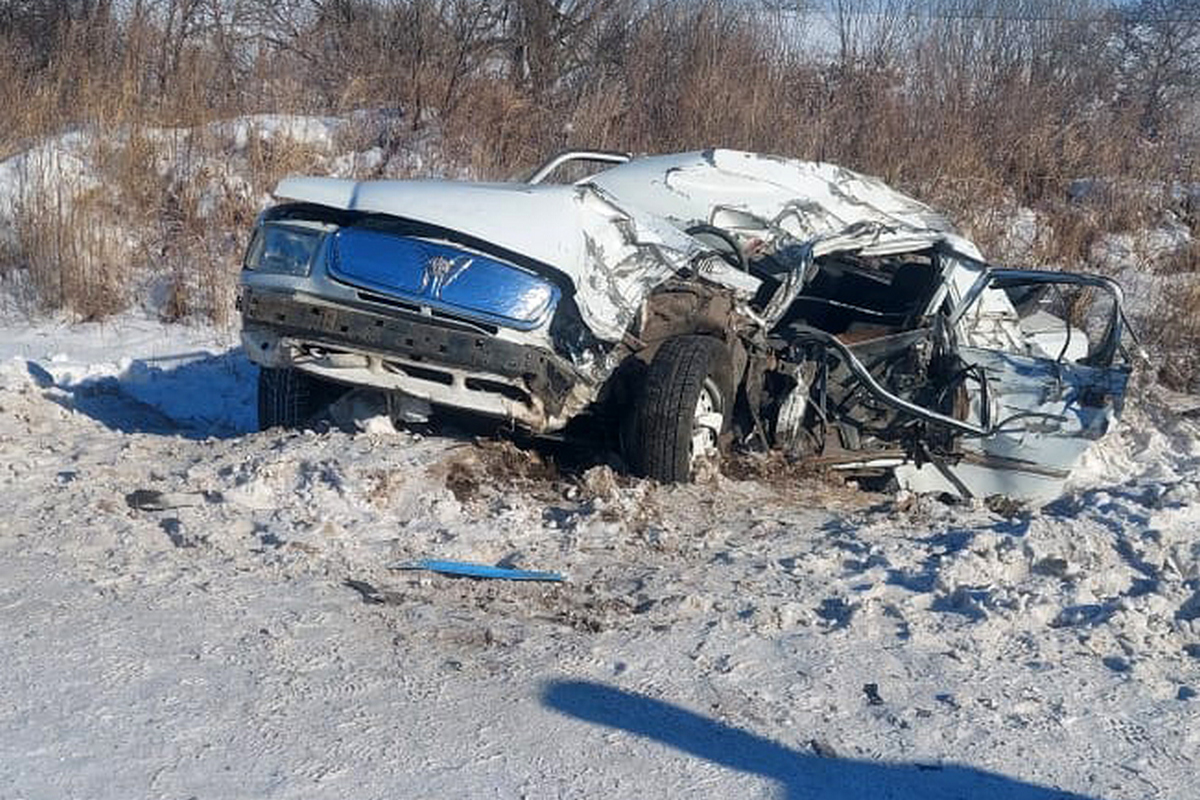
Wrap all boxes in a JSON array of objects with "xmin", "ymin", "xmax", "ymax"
[{"xmin": 900, "ymin": 269, "xmax": 1134, "ymax": 499}]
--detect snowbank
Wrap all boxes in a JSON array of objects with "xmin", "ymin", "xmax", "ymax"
[
  {"xmin": 1, "ymin": 315, "xmax": 1198, "ymax": 798},
  {"xmin": 0, "ymin": 312, "xmax": 254, "ymax": 435}
]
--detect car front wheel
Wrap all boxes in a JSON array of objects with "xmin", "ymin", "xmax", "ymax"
[
  {"xmin": 630, "ymin": 335, "xmax": 733, "ymax": 482},
  {"xmin": 257, "ymin": 367, "xmax": 346, "ymax": 430}
]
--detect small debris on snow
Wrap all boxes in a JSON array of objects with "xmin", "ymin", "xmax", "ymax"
[
  {"xmin": 124, "ymin": 489, "xmax": 208, "ymax": 511},
  {"xmin": 343, "ymin": 578, "xmax": 387, "ymax": 605},
  {"xmin": 863, "ymin": 683, "xmax": 885, "ymax": 706}
]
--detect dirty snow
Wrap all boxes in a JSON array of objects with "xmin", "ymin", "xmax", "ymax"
[{"xmin": 1, "ymin": 313, "xmax": 1198, "ymax": 799}]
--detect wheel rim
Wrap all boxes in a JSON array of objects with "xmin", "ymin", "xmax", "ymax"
[{"xmin": 689, "ymin": 377, "xmax": 724, "ymax": 469}]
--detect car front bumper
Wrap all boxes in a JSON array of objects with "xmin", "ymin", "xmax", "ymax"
[{"xmin": 240, "ymin": 287, "xmax": 595, "ymax": 432}]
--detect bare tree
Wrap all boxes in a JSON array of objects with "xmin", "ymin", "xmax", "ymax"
[
  {"xmin": 827, "ymin": 0, "xmax": 919, "ymax": 70},
  {"xmin": 1116, "ymin": 0, "xmax": 1200, "ymax": 138},
  {"xmin": 0, "ymin": 0, "xmax": 116, "ymax": 70},
  {"xmin": 503, "ymin": 0, "xmax": 626, "ymax": 94}
]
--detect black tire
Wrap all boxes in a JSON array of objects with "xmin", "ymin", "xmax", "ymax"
[
  {"xmin": 257, "ymin": 367, "xmax": 346, "ymax": 430},
  {"xmin": 630, "ymin": 336, "xmax": 734, "ymax": 482}
]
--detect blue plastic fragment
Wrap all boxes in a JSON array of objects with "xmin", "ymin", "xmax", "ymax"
[{"xmin": 390, "ymin": 558, "xmax": 566, "ymax": 582}]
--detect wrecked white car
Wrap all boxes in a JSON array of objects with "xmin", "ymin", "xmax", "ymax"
[{"xmin": 238, "ymin": 149, "xmax": 1136, "ymax": 499}]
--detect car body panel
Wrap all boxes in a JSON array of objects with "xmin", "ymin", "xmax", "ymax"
[{"xmin": 895, "ymin": 349, "xmax": 1130, "ymax": 499}]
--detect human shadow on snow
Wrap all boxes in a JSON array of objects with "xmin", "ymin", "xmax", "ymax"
[{"xmin": 542, "ymin": 680, "xmax": 1102, "ymax": 800}]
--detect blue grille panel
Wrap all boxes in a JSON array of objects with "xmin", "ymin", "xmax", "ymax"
[{"xmin": 329, "ymin": 228, "xmax": 559, "ymax": 329}]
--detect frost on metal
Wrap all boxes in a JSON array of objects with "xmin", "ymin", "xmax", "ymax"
[{"xmin": 240, "ymin": 149, "xmax": 1136, "ymax": 499}]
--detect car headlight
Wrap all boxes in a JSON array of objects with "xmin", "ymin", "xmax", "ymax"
[{"xmin": 244, "ymin": 222, "xmax": 328, "ymax": 277}]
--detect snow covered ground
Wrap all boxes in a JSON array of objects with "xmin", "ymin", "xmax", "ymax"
[{"xmin": 1, "ymin": 313, "xmax": 1199, "ymax": 799}]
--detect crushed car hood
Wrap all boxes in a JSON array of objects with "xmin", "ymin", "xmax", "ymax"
[
  {"xmin": 273, "ymin": 177, "xmax": 591, "ymax": 268},
  {"xmin": 273, "ymin": 150, "xmax": 981, "ymax": 341},
  {"xmin": 273, "ymin": 175, "xmax": 705, "ymax": 342},
  {"xmin": 588, "ymin": 150, "xmax": 958, "ymax": 243}
]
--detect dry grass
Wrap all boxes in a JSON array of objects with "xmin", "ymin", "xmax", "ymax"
[
  {"xmin": 0, "ymin": 0, "xmax": 1197, "ymax": 379},
  {"xmin": 13, "ymin": 186, "xmax": 126, "ymax": 320}
]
